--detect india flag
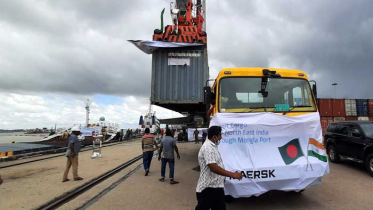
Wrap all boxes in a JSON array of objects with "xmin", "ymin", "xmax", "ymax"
[{"xmin": 307, "ymin": 138, "xmax": 327, "ymax": 162}]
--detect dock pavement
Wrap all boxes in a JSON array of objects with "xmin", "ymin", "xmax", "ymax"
[
  {"xmin": 2, "ymin": 139, "xmax": 373, "ymax": 210},
  {"xmin": 0, "ymin": 139, "xmax": 144, "ymax": 209},
  {"xmin": 80, "ymin": 142, "xmax": 201, "ymax": 210}
]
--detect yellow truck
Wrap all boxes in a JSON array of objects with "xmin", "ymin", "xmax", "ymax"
[{"xmin": 205, "ymin": 67, "xmax": 329, "ymax": 198}]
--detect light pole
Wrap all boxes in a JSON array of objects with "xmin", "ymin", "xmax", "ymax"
[{"xmin": 332, "ymin": 83, "xmax": 338, "ymax": 99}]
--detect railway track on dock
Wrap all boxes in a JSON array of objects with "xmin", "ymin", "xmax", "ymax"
[
  {"xmin": 36, "ymin": 153, "xmax": 144, "ymax": 210},
  {"xmin": 0, "ymin": 139, "xmax": 140, "ymax": 169}
]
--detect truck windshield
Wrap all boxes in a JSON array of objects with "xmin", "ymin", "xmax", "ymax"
[
  {"xmin": 360, "ymin": 124, "xmax": 373, "ymax": 136},
  {"xmin": 219, "ymin": 77, "xmax": 316, "ymax": 113}
]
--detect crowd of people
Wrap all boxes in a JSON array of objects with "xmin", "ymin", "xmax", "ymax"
[
  {"xmin": 119, "ymin": 128, "xmax": 140, "ymax": 141},
  {"xmin": 141, "ymin": 128, "xmax": 180, "ymax": 184}
]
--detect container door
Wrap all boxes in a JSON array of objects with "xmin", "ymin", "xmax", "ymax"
[
  {"xmin": 357, "ymin": 99, "xmax": 369, "ymax": 116},
  {"xmin": 345, "ymin": 99, "xmax": 357, "ymax": 116},
  {"xmin": 319, "ymin": 99, "xmax": 333, "ymax": 117},
  {"xmin": 352, "ymin": 100, "xmax": 357, "ymax": 116},
  {"xmin": 347, "ymin": 124, "xmax": 365, "ymax": 159},
  {"xmin": 345, "ymin": 99, "xmax": 351, "ymax": 116},
  {"xmin": 369, "ymin": 99, "xmax": 373, "ymax": 116},
  {"xmin": 333, "ymin": 99, "xmax": 346, "ymax": 117}
]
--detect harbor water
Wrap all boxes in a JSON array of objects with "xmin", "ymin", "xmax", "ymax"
[{"xmin": 0, "ymin": 132, "xmax": 48, "ymax": 144}]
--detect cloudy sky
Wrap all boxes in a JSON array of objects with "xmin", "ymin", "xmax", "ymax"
[{"xmin": 0, "ymin": 0, "xmax": 372, "ymax": 129}]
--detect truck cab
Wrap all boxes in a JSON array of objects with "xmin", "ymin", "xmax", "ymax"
[
  {"xmin": 207, "ymin": 67, "xmax": 318, "ymax": 117},
  {"xmin": 204, "ymin": 67, "xmax": 327, "ymax": 198}
]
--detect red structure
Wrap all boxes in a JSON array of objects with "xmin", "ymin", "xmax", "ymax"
[{"xmin": 153, "ymin": 0, "xmax": 207, "ymax": 44}]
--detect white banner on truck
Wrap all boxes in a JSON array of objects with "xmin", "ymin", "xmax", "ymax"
[
  {"xmin": 187, "ymin": 128, "xmax": 208, "ymax": 141},
  {"xmin": 209, "ymin": 112, "xmax": 330, "ymax": 197}
]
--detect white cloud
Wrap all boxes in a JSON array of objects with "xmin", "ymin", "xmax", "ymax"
[{"xmin": 0, "ymin": 93, "xmax": 182, "ymax": 129}]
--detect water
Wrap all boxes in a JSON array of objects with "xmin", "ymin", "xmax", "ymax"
[{"xmin": 0, "ymin": 132, "xmax": 49, "ymax": 144}]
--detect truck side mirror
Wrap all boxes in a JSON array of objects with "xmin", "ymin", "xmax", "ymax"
[
  {"xmin": 309, "ymin": 80, "xmax": 317, "ymax": 98},
  {"xmin": 312, "ymin": 84, "xmax": 317, "ymax": 98},
  {"xmin": 204, "ymin": 86, "xmax": 212, "ymax": 105}
]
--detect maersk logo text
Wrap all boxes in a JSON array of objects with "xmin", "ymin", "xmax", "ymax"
[{"xmin": 229, "ymin": 170, "xmax": 276, "ymax": 180}]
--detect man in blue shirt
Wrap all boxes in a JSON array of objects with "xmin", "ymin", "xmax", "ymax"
[
  {"xmin": 63, "ymin": 127, "xmax": 83, "ymax": 182},
  {"xmin": 158, "ymin": 128, "xmax": 180, "ymax": 185}
]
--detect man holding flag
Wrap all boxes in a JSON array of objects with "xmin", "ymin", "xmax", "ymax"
[{"xmin": 195, "ymin": 126, "xmax": 242, "ymax": 210}]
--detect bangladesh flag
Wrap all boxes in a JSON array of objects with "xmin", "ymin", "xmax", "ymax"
[{"xmin": 278, "ymin": 138, "xmax": 305, "ymax": 165}]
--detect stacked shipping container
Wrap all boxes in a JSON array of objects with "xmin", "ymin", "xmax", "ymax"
[
  {"xmin": 356, "ymin": 99, "xmax": 369, "ymax": 116},
  {"xmin": 345, "ymin": 99, "xmax": 357, "ymax": 116},
  {"xmin": 318, "ymin": 98, "xmax": 373, "ymax": 134},
  {"xmin": 370, "ymin": 99, "xmax": 373, "ymax": 121},
  {"xmin": 369, "ymin": 100, "xmax": 373, "ymax": 116}
]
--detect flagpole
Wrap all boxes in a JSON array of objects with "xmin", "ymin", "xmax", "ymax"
[{"xmin": 306, "ymin": 139, "xmax": 313, "ymax": 171}]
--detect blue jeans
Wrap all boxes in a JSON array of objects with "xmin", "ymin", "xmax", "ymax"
[
  {"xmin": 143, "ymin": 151, "xmax": 154, "ymax": 171},
  {"xmin": 161, "ymin": 158, "xmax": 175, "ymax": 179}
]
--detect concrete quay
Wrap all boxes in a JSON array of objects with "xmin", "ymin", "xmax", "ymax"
[
  {"xmin": 1, "ymin": 140, "xmax": 373, "ymax": 209},
  {"xmin": 0, "ymin": 139, "xmax": 143, "ymax": 209}
]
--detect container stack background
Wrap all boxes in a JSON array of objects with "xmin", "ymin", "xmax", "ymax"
[{"xmin": 318, "ymin": 99, "xmax": 373, "ymax": 134}]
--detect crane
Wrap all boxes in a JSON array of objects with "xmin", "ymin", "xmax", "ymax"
[{"xmin": 153, "ymin": 0, "xmax": 207, "ymax": 44}]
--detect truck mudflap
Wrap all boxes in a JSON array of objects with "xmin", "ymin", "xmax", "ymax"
[{"xmin": 209, "ymin": 112, "xmax": 330, "ymax": 198}]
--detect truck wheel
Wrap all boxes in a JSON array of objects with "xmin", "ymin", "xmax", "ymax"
[
  {"xmin": 327, "ymin": 145, "xmax": 340, "ymax": 163},
  {"xmin": 365, "ymin": 154, "xmax": 373, "ymax": 177}
]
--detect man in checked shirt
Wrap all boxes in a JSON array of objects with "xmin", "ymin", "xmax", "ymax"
[{"xmin": 195, "ymin": 126, "xmax": 242, "ymax": 210}]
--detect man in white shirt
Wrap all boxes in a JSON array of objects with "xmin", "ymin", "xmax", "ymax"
[{"xmin": 195, "ymin": 126, "xmax": 242, "ymax": 210}]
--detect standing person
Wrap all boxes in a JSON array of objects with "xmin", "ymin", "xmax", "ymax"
[
  {"xmin": 0, "ymin": 173, "xmax": 3, "ymax": 185},
  {"xmin": 183, "ymin": 128, "xmax": 188, "ymax": 142},
  {"xmin": 195, "ymin": 126, "xmax": 242, "ymax": 210},
  {"xmin": 158, "ymin": 128, "xmax": 181, "ymax": 185},
  {"xmin": 63, "ymin": 127, "xmax": 83, "ymax": 182},
  {"xmin": 171, "ymin": 129, "xmax": 175, "ymax": 138},
  {"xmin": 142, "ymin": 128, "xmax": 159, "ymax": 176},
  {"xmin": 194, "ymin": 128, "xmax": 200, "ymax": 144},
  {"xmin": 202, "ymin": 130, "xmax": 207, "ymax": 144},
  {"xmin": 101, "ymin": 126, "xmax": 107, "ymax": 140},
  {"xmin": 120, "ymin": 129, "xmax": 124, "ymax": 141},
  {"xmin": 61, "ymin": 130, "xmax": 67, "ymax": 139},
  {"xmin": 135, "ymin": 128, "xmax": 139, "ymax": 137},
  {"xmin": 161, "ymin": 128, "xmax": 164, "ymax": 138},
  {"xmin": 126, "ymin": 129, "xmax": 130, "ymax": 140},
  {"xmin": 207, "ymin": 102, "xmax": 216, "ymax": 119},
  {"xmin": 177, "ymin": 131, "xmax": 183, "ymax": 142}
]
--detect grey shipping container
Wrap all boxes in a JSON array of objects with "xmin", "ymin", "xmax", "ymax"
[
  {"xmin": 345, "ymin": 99, "xmax": 357, "ymax": 116},
  {"xmin": 151, "ymin": 48, "xmax": 209, "ymax": 114}
]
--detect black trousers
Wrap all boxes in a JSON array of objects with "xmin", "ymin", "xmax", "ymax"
[{"xmin": 195, "ymin": 188, "xmax": 226, "ymax": 210}]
